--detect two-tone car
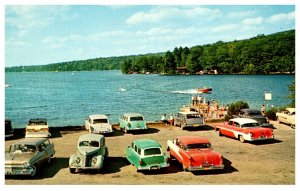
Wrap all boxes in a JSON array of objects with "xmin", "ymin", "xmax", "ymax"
[
  {"xmin": 84, "ymin": 114, "xmax": 113, "ymax": 134},
  {"xmin": 126, "ymin": 139, "xmax": 169, "ymax": 171},
  {"xmin": 167, "ymin": 136, "xmax": 224, "ymax": 171},
  {"xmin": 234, "ymin": 108, "xmax": 273, "ymax": 128},
  {"xmin": 214, "ymin": 118, "xmax": 274, "ymax": 143},
  {"xmin": 174, "ymin": 111, "xmax": 205, "ymax": 130},
  {"xmin": 69, "ymin": 134, "xmax": 108, "ymax": 173},
  {"xmin": 25, "ymin": 118, "xmax": 51, "ymax": 138},
  {"xmin": 5, "ymin": 138, "xmax": 55, "ymax": 176},
  {"xmin": 276, "ymin": 108, "xmax": 295, "ymax": 128},
  {"xmin": 119, "ymin": 113, "xmax": 147, "ymax": 133}
]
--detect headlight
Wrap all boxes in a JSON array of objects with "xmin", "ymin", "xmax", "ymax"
[
  {"xmin": 23, "ymin": 162, "xmax": 30, "ymax": 168},
  {"xmin": 75, "ymin": 157, "xmax": 81, "ymax": 164},
  {"xmin": 92, "ymin": 158, "xmax": 97, "ymax": 164}
]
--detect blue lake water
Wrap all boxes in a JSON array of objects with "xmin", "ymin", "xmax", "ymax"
[{"xmin": 5, "ymin": 71, "xmax": 294, "ymax": 128}]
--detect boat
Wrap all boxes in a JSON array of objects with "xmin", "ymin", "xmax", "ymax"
[
  {"xmin": 5, "ymin": 84, "xmax": 12, "ymax": 88},
  {"xmin": 197, "ymin": 87, "xmax": 212, "ymax": 93}
]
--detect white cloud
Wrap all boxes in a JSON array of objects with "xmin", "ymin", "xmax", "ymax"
[
  {"xmin": 126, "ymin": 6, "xmax": 221, "ymax": 25},
  {"xmin": 267, "ymin": 11, "xmax": 295, "ymax": 23},
  {"xmin": 227, "ymin": 11, "xmax": 256, "ymax": 19},
  {"xmin": 212, "ymin": 24, "xmax": 238, "ymax": 33},
  {"xmin": 6, "ymin": 5, "xmax": 75, "ymax": 32},
  {"xmin": 6, "ymin": 37, "xmax": 29, "ymax": 47},
  {"xmin": 243, "ymin": 17, "xmax": 263, "ymax": 25}
]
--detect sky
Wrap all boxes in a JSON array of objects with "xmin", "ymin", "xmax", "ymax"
[{"xmin": 4, "ymin": 3, "xmax": 296, "ymax": 67}]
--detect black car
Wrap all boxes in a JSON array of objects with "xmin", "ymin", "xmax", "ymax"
[
  {"xmin": 234, "ymin": 108, "xmax": 274, "ymax": 128},
  {"xmin": 5, "ymin": 118, "xmax": 14, "ymax": 138}
]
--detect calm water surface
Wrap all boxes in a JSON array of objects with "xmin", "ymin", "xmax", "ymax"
[{"xmin": 5, "ymin": 71, "xmax": 294, "ymax": 128}]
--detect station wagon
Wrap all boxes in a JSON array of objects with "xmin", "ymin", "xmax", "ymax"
[
  {"xmin": 126, "ymin": 139, "xmax": 169, "ymax": 171},
  {"xmin": 119, "ymin": 113, "xmax": 147, "ymax": 133},
  {"xmin": 25, "ymin": 118, "xmax": 51, "ymax": 138},
  {"xmin": 5, "ymin": 138, "xmax": 55, "ymax": 176},
  {"xmin": 69, "ymin": 134, "xmax": 108, "ymax": 173},
  {"xmin": 276, "ymin": 108, "xmax": 295, "ymax": 128},
  {"xmin": 174, "ymin": 111, "xmax": 205, "ymax": 129},
  {"xmin": 85, "ymin": 114, "xmax": 113, "ymax": 134}
]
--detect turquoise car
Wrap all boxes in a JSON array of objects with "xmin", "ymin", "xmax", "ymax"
[
  {"xmin": 126, "ymin": 139, "xmax": 169, "ymax": 171},
  {"xmin": 119, "ymin": 113, "xmax": 148, "ymax": 133}
]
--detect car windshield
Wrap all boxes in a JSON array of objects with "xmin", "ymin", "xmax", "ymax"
[
  {"xmin": 93, "ymin": 119, "xmax": 108, "ymax": 124},
  {"xmin": 10, "ymin": 144, "xmax": 37, "ymax": 153},
  {"xmin": 248, "ymin": 111, "xmax": 261, "ymax": 115},
  {"xmin": 28, "ymin": 121, "xmax": 47, "ymax": 125},
  {"xmin": 185, "ymin": 143, "xmax": 211, "ymax": 150},
  {"xmin": 144, "ymin": 148, "xmax": 162, "ymax": 156},
  {"xmin": 130, "ymin": 116, "xmax": 144, "ymax": 121},
  {"xmin": 241, "ymin": 123, "xmax": 259, "ymax": 128},
  {"xmin": 79, "ymin": 141, "xmax": 99, "ymax": 147},
  {"xmin": 186, "ymin": 114, "xmax": 200, "ymax": 119}
]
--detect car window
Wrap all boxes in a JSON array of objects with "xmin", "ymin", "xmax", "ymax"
[
  {"xmin": 79, "ymin": 141, "xmax": 99, "ymax": 147},
  {"xmin": 144, "ymin": 148, "xmax": 161, "ymax": 156},
  {"xmin": 137, "ymin": 148, "xmax": 141, "ymax": 155},
  {"xmin": 233, "ymin": 122, "xmax": 240, "ymax": 127},
  {"xmin": 186, "ymin": 114, "xmax": 200, "ymax": 119},
  {"xmin": 185, "ymin": 143, "xmax": 211, "ymax": 150},
  {"xmin": 130, "ymin": 116, "xmax": 144, "ymax": 121},
  {"xmin": 93, "ymin": 119, "xmax": 108, "ymax": 124},
  {"xmin": 10, "ymin": 144, "xmax": 37, "ymax": 153},
  {"xmin": 248, "ymin": 111, "xmax": 261, "ymax": 115},
  {"xmin": 241, "ymin": 123, "xmax": 259, "ymax": 128}
]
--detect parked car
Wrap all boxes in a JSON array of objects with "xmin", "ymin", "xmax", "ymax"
[
  {"xmin": 126, "ymin": 139, "xmax": 169, "ymax": 171},
  {"xmin": 5, "ymin": 138, "xmax": 55, "ymax": 176},
  {"xmin": 119, "ymin": 113, "xmax": 147, "ymax": 133},
  {"xmin": 25, "ymin": 118, "xmax": 51, "ymax": 138},
  {"xmin": 174, "ymin": 111, "xmax": 205, "ymax": 129},
  {"xmin": 5, "ymin": 118, "xmax": 14, "ymax": 138},
  {"xmin": 214, "ymin": 118, "xmax": 274, "ymax": 143},
  {"xmin": 84, "ymin": 114, "xmax": 113, "ymax": 134},
  {"xmin": 69, "ymin": 134, "xmax": 108, "ymax": 173},
  {"xmin": 276, "ymin": 108, "xmax": 295, "ymax": 128},
  {"xmin": 167, "ymin": 136, "xmax": 224, "ymax": 171},
  {"xmin": 233, "ymin": 108, "xmax": 273, "ymax": 128}
]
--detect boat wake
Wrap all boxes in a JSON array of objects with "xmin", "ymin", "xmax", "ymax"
[
  {"xmin": 170, "ymin": 89, "xmax": 203, "ymax": 94},
  {"xmin": 119, "ymin": 87, "xmax": 127, "ymax": 92}
]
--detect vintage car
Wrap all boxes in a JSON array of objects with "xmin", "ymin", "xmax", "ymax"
[
  {"xmin": 119, "ymin": 113, "xmax": 147, "ymax": 133},
  {"xmin": 167, "ymin": 136, "xmax": 224, "ymax": 171},
  {"xmin": 173, "ymin": 111, "xmax": 205, "ymax": 129},
  {"xmin": 5, "ymin": 118, "xmax": 14, "ymax": 138},
  {"xmin": 276, "ymin": 108, "xmax": 295, "ymax": 128},
  {"xmin": 233, "ymin": 108, "xmax": 273, "ymax": 128},
  {"xmin": 84, "ymin": 114, "xmax": 113, "ymax": 134},
  {"xmin": 5, "ymin": 138, "xmax": 55, "ymax": 176},
  {"xmin": 69, "ymin": 134, "xmax": 108, "ymax": 173},
  {"xmin": 214, "ymin": 118, "xmax": 274, "ymax": 143},
  {"xmin": 125, "ymin": 139, "xmax": 169, "ymax": 171},
  {"xmin": 25, "ymin": 118, "xmax": 51, "ymax": 138}
]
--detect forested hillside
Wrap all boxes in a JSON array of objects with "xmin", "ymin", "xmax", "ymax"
[{"xmin": 6, "ymin": 30, "xmax": 295, "ymax": 75}]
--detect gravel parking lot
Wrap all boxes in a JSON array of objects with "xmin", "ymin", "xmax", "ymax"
[{"xmin": 5, "ymin": 120, "xmax": 295, "ymax": 185}]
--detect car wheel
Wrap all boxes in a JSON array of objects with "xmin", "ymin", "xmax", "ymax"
[
  {"xmin": 69, "ymin": 168, "xmax": 76, "ymax": 174},
  {"xmin": 239, "ymin": 135, "xmax": 245, "ymax": 143},
  {"xmin": 47, "ymin": 157, "xmax": 51, "ymax": 164},
  {"xmin": 219, "ymin": 130, "xmax": 223, "ymax": 136},
  {"xmin": 31, "ymin": 165, "xmax": 37, "ymax": 177}
]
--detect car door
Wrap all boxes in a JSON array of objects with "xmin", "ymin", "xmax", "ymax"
[{"xmin": 221, "ymin": 121, "xmax": 235, "ymax": 138}]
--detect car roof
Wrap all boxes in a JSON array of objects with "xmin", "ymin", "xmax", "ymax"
[
  {"xmin": 28, "ymin": 118, "xmax": 47, "ymax": 123},
  {"xmin": 123, "ymin": 113, "xmax": 143, "ymax": 117},
  {"xmin": 178, "ymin": 111, "xmax": 199, "ymax": 115},
  {"xmin": 88, "ymin": 114, "xmax": 108, "ymax": 119},
  {"xmin": 78, "ymin": 134, "xmax": 104, "ymax": 142},
  {"xmin": 286, "ymin": 108, "xmax": 295, "ymax": 113},
  {"xmin": 241, "ymin": 108, "xmax": 260, "ymax": 113},
  {"xmin": 13, "ymin": 138, "xmax": 48, "ymax": 145},
  {"xmin": 230, "ymin": 118, "xmax": 258, "ymax": 125},
  {"xmin": 177, "ymin": 136, "xmax": 210, "ymax": 145},
  {"xmin": 133, "ymin": 139, "xmax": 161, "ymax": 149}
]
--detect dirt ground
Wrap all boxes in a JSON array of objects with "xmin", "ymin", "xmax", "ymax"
[{"xmin": 4, "ymin": 120, "xmax": 295, "ymax": 185}]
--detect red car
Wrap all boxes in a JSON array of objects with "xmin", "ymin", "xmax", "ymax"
[
  {"xmin": 214, "ymin": 118, "xmax": 274, "ymax": 143},
  {"xmin": 167, "ymin": 136, "xmax": 224, "ymax": 171}
]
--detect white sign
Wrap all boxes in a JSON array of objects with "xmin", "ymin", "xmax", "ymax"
[{"xmin": 265, "ymin": 92, "xmax": 272, "ymax": 100}]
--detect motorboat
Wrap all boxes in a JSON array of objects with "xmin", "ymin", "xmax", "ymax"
[{"xmin": 197, "ymin": 87, "xmax": 212, "ymax": 93}]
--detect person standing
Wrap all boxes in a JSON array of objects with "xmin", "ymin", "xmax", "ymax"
[{"xmin": 261, "ymin": 104, "xmax": 266, "ymax": 116}]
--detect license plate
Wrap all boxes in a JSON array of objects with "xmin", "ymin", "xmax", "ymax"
[{"xmin": 150, "ymin": 166, "xmax": 159, "ymax": 170}]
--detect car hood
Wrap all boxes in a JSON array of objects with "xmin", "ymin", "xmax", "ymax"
[
  {"xmin": 78, "ymin": 147, "xmax": 100, "ymax": 156},
  {"xmin": 5, "ymin": 152, "xmax": 35, "ymax": 164}
]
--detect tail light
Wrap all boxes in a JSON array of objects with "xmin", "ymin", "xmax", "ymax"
[
  {"xmin": 167, "ymin": 147, "xmax": 170, "ymax": 151},
  {"xmin": 249, "ymin": 132, "xmax": 253, "ymax": 138},
  {"xmin": 166, "ymin": 157, "xmax": 170, "ymax": 163},
  {"xmin": 139, "ymin": 160, "xmax": 143, "ymax": 165}
]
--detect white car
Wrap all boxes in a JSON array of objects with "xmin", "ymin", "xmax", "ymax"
[
  {"xmin": 25, "ymin": 118, "xmax": 51, "ymax": 138},
  {"xmin": 276, "ymin": 108, "xmax": 295, "ymax": 128},
  {"xmin": 85, "ymin": 114, "xmax": 113, "ymax": 134}
]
